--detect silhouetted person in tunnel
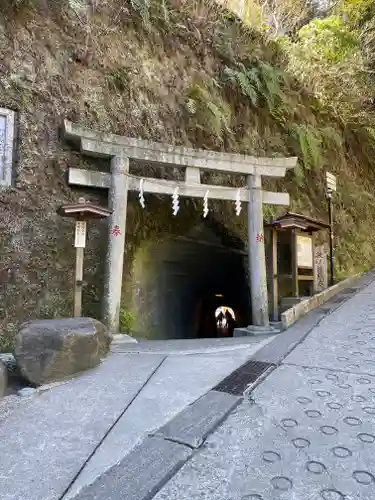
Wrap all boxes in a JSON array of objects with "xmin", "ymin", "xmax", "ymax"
[
  {"xmin": 217, "ymin": 310, "xmax": 224, "ymax": 323},
  {"xmin": 225, "ymin": 310, "xmax": 236, "ymax": 337},
  {"xmin": 216, "ymin": 310, "xmax": 225, "ymax": 334}
]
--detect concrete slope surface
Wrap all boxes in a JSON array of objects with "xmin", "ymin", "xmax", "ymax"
[
  {"xmin": 2, "ymin": 272, "xmax": 374, "ymax": 500},
  {"xmin": 63, "ymin": 341, "xmax": 272, "ymax": 500},
  {"xmin": 151, "ymin": 279, "xmax": 375, "ymax": 500},
  {"xmin": 0, "ymin": 333, "xmax": 273, "ymax": 500},
  {"xmin": 0, "ymin": 353, "xmax": 164, "ymax": 500}
]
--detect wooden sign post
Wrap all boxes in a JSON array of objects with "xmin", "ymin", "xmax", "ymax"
[{"xmin": 57, "ymin": 197, "xmax": 111, "ymax": 317}]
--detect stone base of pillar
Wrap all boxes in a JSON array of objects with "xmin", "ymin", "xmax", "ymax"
[
  {"xmin": 233, "ymin": 323, "xmax": 283, "ymax": 337},
  {"xmin": 111, "ymin": 334, "xmax": 138, "ymax": 344}
]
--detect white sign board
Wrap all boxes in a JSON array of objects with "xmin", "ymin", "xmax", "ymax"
[
  {"xmin": 297, "ymin": 234, "xmax": 313, "ymax": 268},
  {"xmin": 74, "ymin": 220, "xmax": 87, "ymax": 248},
  {"xmin": 326, "ymin": 172, "xmax": 336, "ymax": 192}
]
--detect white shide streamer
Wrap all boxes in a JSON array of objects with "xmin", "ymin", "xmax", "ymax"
[
  {"xmin": 172, "ymin": 186, "xmax": 180, "ymax": 216},
  {"xmin": 139, "ymin": 178, "xmax": 145, "ymax": 208},
  {"xmin": 235, "ymin": 188, "xmax": 242, "ymax": 216},
  {"xmin": 203, "ymin": 190, "xmax": 209, "ymax": 218}
]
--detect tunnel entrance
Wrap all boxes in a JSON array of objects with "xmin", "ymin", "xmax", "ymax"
[
  {"xmin": 132, "ymin": 220, "xmax": 251, "ymax": 340},
  {"xmin": 215, "ymin": 306, "xmax": 236, "ymax": 337}
]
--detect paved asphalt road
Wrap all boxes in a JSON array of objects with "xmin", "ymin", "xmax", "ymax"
[
  {"xmin": 153, "ymin": 279, "xmax": 375, "ymax": 500},
  {"xmin": 0, "ymin": 330, "xmax": 273, "ymax": 500},
  {"xmin": 2, "ymin": 273, "xmax": 375, "ymax": 500}
]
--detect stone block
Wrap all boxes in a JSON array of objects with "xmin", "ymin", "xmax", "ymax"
[
  {"xmin": 233, "ymin": 324, "xmax": 281, "ymax": 337},
  {"xmin": 0, "ymin": 360, "xmax": 7, "ymax": 397},
  {"xmin": 155, "ymin": 390, "xmax": 242, "ymax": 448},
  {"xmin": 71, "ymin": 436, "xmax": 192, "ymax": 500},
  {"xmin": 111, "ymin": 333, "xmax": 138, "ymax": 344},
  {"xmin": 280, "ymin": 296, "xmax": 308, "ymax": 314},
  {"xmin": 14, "ymin": 317, "xmax": 112, "ymax": 386},
  {"xmin": 17, "ymin": 387, "xmax": 37, "ymax": 397}
]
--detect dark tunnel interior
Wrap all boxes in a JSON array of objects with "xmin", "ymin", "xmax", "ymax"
[{"xmin": 139, "ymin": 222, "xmax": 251, "ymax": 339}]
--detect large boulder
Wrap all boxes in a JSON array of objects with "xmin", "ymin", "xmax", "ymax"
[
  {"xmin": 14, "ymin": 317, "xmax": 112, "ymax": 386},
  {"xmin": 0, "ymin": 360, "xmax": 7, "ymax": 397}
]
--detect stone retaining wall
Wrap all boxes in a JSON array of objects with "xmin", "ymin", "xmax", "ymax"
[{"xmin": 281, "ymin": 274, "xmax": 361, "ymax": 330}]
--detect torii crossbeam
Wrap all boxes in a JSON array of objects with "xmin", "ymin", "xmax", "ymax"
[{"xmin": 63, "ymin": 120, "xmax": 297, "ymax": 332}]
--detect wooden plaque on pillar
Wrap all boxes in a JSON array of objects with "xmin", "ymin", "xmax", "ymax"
[
  {"xmin": 296, "ymin": 234, "xmax": 313, "ymax": 269},
  {"xmin": 314, "ymin": 244, "xmax": 328, "ymax": 293}
]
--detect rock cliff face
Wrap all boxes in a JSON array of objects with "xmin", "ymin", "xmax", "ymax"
[{"xmin": 0, "ymin": 0, "xmax": 374, "ymax": 347}]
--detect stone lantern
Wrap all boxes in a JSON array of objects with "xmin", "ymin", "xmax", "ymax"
[{"xmin": 57, "ymin": 197, "xmax": 111, "ymax": 317}]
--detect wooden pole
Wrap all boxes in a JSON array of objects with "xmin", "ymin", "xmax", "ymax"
[
  {"xmin": 291, "ymin": 229, "xmax": 299, "ymax": 297},
  {"xmin": 72, "ymin": 216, "xmax": 87, "ymax": 317},
  {"xmin": 312, "ymin": 232, "xmax": 316, "ymax": 295},
  {"xmin": 327, "ymin": 193, "xmax": 335, "ymax": 286},
  {"xmin": 74, "ymin": 247, "xmax": 84, "ymax": 317}
]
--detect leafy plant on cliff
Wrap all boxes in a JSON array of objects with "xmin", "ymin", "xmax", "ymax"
[
  {"xmin": 130, "ymin": 0, "xmax": 151, "ymax": 25},
  {"xmin": 185, "ymin": 81, "xmax": 232, "ymax": 141},
  {"xmin": 337, "ymin": 0, "xmax": 375, "ymax": 26},
  {"xmin": 221, "ymin": 61, "xmax": 286, "ymax": 110},
  {"xmin": 222, "ymin": 66, "xmax": 258, "ymax": 105},
  {"xmin": 106, "ymin": 68, "xmax": 131, "ymax": 93},
  {"xmin": 128, "ymin": 0, "xmax": 169, "ymax": 27},
  {"xmin": 119, "ymin": 310, "xmax": 136, "ymax": 335},
  {"xmin": 288, "ymin": 124, "xmax": 323, "ymax": 171}
]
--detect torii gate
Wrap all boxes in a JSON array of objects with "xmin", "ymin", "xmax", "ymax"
[{"xmin": 63, "ymin": 120, "xmax": 297, "ymax": 333}]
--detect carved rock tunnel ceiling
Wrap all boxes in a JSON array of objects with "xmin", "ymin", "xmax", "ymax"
[{"xmin": 132, "ymin": 221, "xmax": 251, "ymax": 340}]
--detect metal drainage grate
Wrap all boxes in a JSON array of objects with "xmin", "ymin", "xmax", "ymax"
[{"xmin": 213, "ymin": 360, "xmax": 274, "ymax": 396}]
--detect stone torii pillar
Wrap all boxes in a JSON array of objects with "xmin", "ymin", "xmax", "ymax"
[
  {"xmin": 103, "ymin": 156, "xmax": 129, "ymax": 329},
  {"xmin": 248, "ymin": 174, "xmax": 268, "ymax": 327},
  {"xmin": 63, "ymin": 120, "xmax": 297, "ymax": 333}
]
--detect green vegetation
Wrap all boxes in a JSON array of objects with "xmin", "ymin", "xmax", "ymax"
[
  {"xmin": 221, "ymin": 61, "xmax": 287, "ymax": 110},
  {"xmin": 127, "ymin": 0, "xmax": 375, "ymax": 276},
  {"xmin": 2, "ymin": 0, "xmax": 375, "ymax": 302},
  {"xmin": 185, "ymin": 80, "xmax": 232, "ymax": 142},
  {"xmin": 119, "ymin": 310, "xmax": 136, "ymax": 335},
  {"xmin": 0, "ymin": 335, "xmax": 13, "ymax": 353},
  {"xmin": 106, "ymin": 68, "xmax": 131, "ymax": 93}
]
